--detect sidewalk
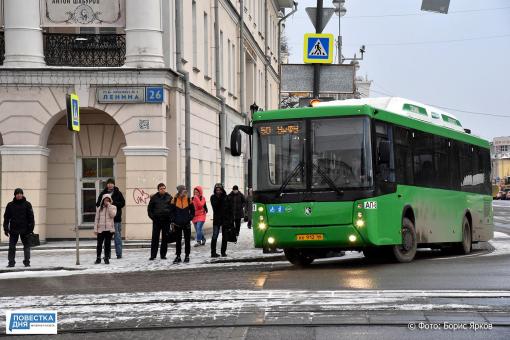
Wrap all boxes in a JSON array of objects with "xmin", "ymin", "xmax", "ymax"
[
  {"xmin": 0, "ymin": 221, "xmax": 215, "ymax": 252},
  {"xmin": 0, "ymin": 222, "xmax": 287, "ymax": 279}
]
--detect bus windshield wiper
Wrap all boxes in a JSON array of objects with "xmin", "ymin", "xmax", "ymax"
[
  {"xmin": 312, "ymin": 162, "xmax": 344, "ymax": 196},
  {"xmin": 277, "ymin": 161, "xmax": 304, "ymax": 197}
]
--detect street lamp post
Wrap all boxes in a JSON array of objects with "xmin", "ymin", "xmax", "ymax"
[{"xmin": 332, "ymin": 0, "xmax": 346, "ymax": 64}]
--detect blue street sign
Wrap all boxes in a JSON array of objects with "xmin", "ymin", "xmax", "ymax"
[{"xmin": 145, "ymin": 86, "xmax": 164, "ymax": 103}]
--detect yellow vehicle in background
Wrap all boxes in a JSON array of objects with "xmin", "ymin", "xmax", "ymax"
[{"xmin": 493, "ymin": 184, "xmax": 500, "ymax": 199}]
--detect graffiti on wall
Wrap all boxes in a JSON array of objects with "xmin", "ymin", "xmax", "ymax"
[{"xmin": 133, "ymin": 188, "xmax": 150, "ymax": 205}]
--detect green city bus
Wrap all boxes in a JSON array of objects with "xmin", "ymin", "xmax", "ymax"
[{"xmin": 230, "ymin": 97, "xmax": 493, "ymax": 265}]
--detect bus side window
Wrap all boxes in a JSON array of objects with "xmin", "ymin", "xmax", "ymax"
[
  {"xmin": 375, "ymin": 123, "xmax": 395, "ymax": 183},
  {"xmin": 449, "ymin": 141, "xmax": 461, "ymax": 191},
  {"xmin": 412, "ymin": 131, "xmax": 435, "ymax": 187},
  {"xmin": 481, "ymin": 148, "xmax": 491, "ymax": 195},
  {"xmin": 394, "ymin": 126, "xmax": 413, "ymax": 185},
  {"xmin": 459, "ymin": 144, "xmax": 473, "ymax": 192}
]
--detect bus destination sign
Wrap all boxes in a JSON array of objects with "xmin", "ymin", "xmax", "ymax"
[{"xmin": 259, "ymin": 124, "xmax": 301, "ymax": 136}]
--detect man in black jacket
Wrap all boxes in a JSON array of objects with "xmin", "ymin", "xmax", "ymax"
[
  {"xmin": 228, "ymin": 185, "xmax": 246, "ymax": 237},
  {"xmin": 147, "ymin": 183, "xmax": 172, "ymax": 260},
  {"xmin": 210, "ymin": 183, "xmax": 233, "ymax": 258},
  {"xmin": 3, "ymin": 188, "xmax": 34, "ymax": 267},
  {"xmin": 96, "ymin": 178, "xmax": 125, "ymax": 259}
]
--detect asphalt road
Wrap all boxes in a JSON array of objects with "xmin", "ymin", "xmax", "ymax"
[{"xmin": 2, "ymin": 201, "xmax": 510, "ymax": 339}]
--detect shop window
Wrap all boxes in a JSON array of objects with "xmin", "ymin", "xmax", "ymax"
[{"xmin": 80, "ymin": 158, "xmax": 114, "ymax": 224}]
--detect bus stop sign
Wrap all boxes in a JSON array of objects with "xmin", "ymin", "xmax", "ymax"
[{"xmin": 66, "ymin": 93, "xmax": 80, "ymax": 132}]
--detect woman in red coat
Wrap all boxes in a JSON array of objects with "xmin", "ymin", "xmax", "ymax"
[{"xmin": 192, "ymin": 186, "xmax": 208, "ymax": 246}]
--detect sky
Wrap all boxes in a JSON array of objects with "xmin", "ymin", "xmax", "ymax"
[{"xmin": 284, "ymin": 0, "xmax": 510, "ymax": 141}]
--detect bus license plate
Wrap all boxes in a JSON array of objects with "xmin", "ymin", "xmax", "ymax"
[{"xmin": 296, "ymin": 234, "xmax": 324, "ymax": 241}]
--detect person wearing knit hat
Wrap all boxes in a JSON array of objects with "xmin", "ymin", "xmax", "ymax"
[
  {"xmin": 210, "ymin": 183, "xmax": 233, "ymax": 258},
  {"xmin": 3, "ymin": 188, "xmax": 35, "ymax": 268},
  {"xmin": 169, "ymin": 185, "xmax": 194, "ymax": 263},
  {"xmin": 95, "ymin": 178, "xmax": 125, "ymax": 259},
  {"xmin": 228, "ymin": 185, "xmax": 246, "ymax": 237}
]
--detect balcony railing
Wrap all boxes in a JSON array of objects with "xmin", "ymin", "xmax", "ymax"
[
  {"xmin": 0, "ymin": 31, "xmax": 5, "ymax": 65},
  {"xmin": 44, "ymin": 33, "xmax": 125, "ymax": 67}
]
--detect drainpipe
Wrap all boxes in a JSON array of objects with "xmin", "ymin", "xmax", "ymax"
[
  {"xmin": 175, "ymin": 0, "xmax": 192, "ymax": 191},
  {"xmin": 215, "ymin": 0, "xmax": 226, "ymax": 184},
  {"xmin": 239, "ymin": 0, "xmax": 248, "ymax": 190},
  {"xmin": 278, "ymin": 2, "xmax": 298, "ymax": 107},
  {"xmin": 264, "ymin": 0, "xmax": 269, "ymax": 111},
  {"xmin": 239, "ymin": 0, "xmax": 245, "ymax": 119}
]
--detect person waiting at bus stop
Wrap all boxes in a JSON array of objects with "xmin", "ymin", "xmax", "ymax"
[
  {"xmin": 147, "ymin": 183, "xmax": 172, "ymax": 260},
  {"xmin": 169, "ymin": 185, "xmax": 195, "ymax": 264},
  {"xmin": 3, "ymin": 188, "xmax": 34, "ymax": 268},
  {"xmin": 94, "ymin": 194, "xmax": 117, "ymax": 264},
  {"xmin": 210, "ymin": 183, "xmax": 233, "ymax": 258},
  {"xmin": 228, "ymin": 185, "xmax": 246, "ymax": 236},
  {"xmin": 96, "ymin": 178, "xmax": 125, "ymax": 259}
]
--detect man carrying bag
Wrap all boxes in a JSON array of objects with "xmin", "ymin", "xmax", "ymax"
[{"xmin": 3, "ymin": 188, "xmax": 35, "ymax": 267}]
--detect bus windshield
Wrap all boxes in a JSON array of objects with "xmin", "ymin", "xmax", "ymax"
[{"xmin": 253, "ymin": 117, "xmax": 373, "ymax": 192}]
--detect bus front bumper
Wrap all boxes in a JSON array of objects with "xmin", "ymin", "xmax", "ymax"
[{"xmin": 258, "ymin": 225, "xmax": 367, "ymax": 250}]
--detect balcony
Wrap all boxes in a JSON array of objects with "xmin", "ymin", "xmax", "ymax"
[
  {"xmin": 43, "ymin": 33, "xmax": 125, "ymax": 67},
  {"xmin": 0, "ymin": 31, "xmax": 4, "ymax": 65}
]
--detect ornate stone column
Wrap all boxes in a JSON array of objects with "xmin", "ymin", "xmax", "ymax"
[
  {"xmin": 3, "ymin": 0, "xmax": 45, "ymax": 67},
  {"xmin": 125, "ymin": 0, "xmax": 165, "ymax": 68}
]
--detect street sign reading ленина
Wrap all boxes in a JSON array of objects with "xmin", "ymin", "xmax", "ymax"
[
  {"xmin": 66, "ymin": 93, "xmax": 80, "ymax": 132},
  {"xmin": 304, "ymin": 33, "xmax": 334, "ymax": 64}
]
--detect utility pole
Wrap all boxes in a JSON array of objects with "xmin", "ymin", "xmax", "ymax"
[{"xmin": 313, "ymin": 0, "xmax": 323, "ymax": 99}]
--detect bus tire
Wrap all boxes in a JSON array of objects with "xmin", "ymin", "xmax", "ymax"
[
  {"xmin": 454, "ymin": 216, "xmax": 472, "ymax": 255},
  {"xmin": 392, "ymin": 217, "xmax": 417, "ymax": 263},
  {"xmin": 284, "ymin": 249, "xmax": 314, "ymax": 267}
]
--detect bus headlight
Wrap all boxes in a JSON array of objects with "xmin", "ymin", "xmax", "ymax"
[
  {"xmin": 258, "ymin": 206, "xmax": 264, "ymax": 212},
  {"xmin": 268, "ymin": 237, "xmax": 275, "ymax": 245},
  {"xmin": 259, "ymin": 215, "xmax": 264, "ymax": 221},
  {"xmin": 258, "ymin": 222, "xmax": 267, "ymax": 230},
  {"xmin": 355, "ymin": 219, "xmax": 365, "ymax": 228},
  {"xmin": 349, "ymin": 235, "xmax": 357, "ymax": 242}
]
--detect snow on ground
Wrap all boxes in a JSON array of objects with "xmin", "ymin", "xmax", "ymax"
[
  {"xmin": 1, "ymin": 223, "xmax": 510, "ymax": 280},
  {"xmin": 484, "ymin": 231, "xmax": 510, "ymax": 257},
  {"xmin": 1, "ymin": 289, "xmax": 509, "ymax": 330},
  {"xmin": 0, "ymin": 225, "xmax": 287, "ymax": 279}
]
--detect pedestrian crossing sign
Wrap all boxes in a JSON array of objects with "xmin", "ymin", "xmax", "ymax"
[{"xmin": 304, "ymin": 33, "xmax": 334, "ymax": 64}]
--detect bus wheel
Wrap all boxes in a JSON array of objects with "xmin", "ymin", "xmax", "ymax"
[
  {"xmin": 284, "ymin": 249, "xmax": 314, "ymax": 267},
  {"xmin": 392, "ymin": 217, "xmax": 417, "ymax": 263},
  {"xmin": 454, "ymin": 216, "xmax": 472, "ymax": 255}
]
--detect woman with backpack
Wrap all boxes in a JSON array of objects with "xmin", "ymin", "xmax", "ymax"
[{"xmin": 192, "ymin": 186, "xmax": 208, "ymax": 247}]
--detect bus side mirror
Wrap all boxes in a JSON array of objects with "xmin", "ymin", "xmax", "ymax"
[
  {"xmin": 378, "ymin": 141, "xmax": 391, "ymax": 164},
  {"xmin": 230, "ymin": 125, "xmax": 253, "ymax": 157},
  {"xmin": 231, "ymin": 127, "xmax": 242, "ymax": 156}
]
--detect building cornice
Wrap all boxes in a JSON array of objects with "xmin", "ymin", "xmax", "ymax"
[
  {"xmin": 122, "ymin": 146, "xmax": 169, "ymax": 157},
  {"xmin": 0, "ymin": 145, "xmax": 50, "ymax": 157},
  {"xmin": 0, "ymin": 68, "xmax": 180, "ymax": 87}
]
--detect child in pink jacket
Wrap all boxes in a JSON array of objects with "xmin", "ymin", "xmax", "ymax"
[{"xmin": 94, "ymin": 194, "xmax": 117, "ymax": 264}]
